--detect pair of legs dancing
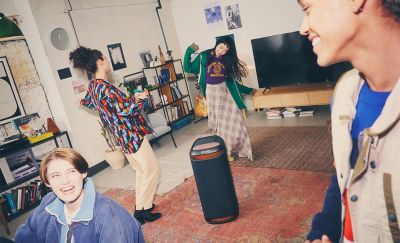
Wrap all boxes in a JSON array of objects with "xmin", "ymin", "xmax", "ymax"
[
  {"xmin": 125, "ymin": 137, "xmax": 161, "ymax": 224},
  {"xmin": 207, "ymin": 83, "xmax": 253, "ymax": 161}
]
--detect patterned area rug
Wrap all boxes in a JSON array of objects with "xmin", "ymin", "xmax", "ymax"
[
  {"xmin": 103, "ymin": 166, "xmax": 330, "ymax": 242},
  {"xmin": 233, "ymin": 126, "xmax": 335, "ymax": 173}
]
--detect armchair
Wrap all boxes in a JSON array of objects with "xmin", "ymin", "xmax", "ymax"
[{"xmin": 145, "ymin": 112, "xmax": 177, "ymax": 148}]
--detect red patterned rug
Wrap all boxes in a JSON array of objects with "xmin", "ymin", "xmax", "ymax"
[{"xmin": 103, "ymin": 167, "xmax": 330, "ymax": 242}]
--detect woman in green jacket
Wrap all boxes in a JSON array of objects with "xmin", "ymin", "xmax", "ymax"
[{"xmin": 184, "ymin": 36, "xmax": 256, "ymax": 161}]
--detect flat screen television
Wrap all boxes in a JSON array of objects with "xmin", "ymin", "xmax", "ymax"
[{"xmin": 251, "ymin": 31, "xmax": 353, "ymax": 88}]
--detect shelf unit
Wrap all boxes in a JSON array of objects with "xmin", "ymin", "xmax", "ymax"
[
  {"xmin": 124, "ymin": 59, "xmax": 195, "ymax": 126},
  {"xmin": 253, "ymin": 82, "xmax": 334, "ymax": 110}
]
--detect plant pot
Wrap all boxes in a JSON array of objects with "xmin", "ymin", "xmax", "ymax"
[{"xmin": 105, "ymin": 148, "xmax": 126, "ymax": 169}]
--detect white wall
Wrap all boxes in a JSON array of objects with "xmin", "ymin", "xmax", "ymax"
[
  {"xmin": 1, "ymin": 0, "xmax": 305, "ymax": 165},
  {"xmin": 24, "ymin": 0, "xmax": 181, "ymax": 166},
  {"xmin": 170, "ymin": 0, "xmax": 304, "ymax": 89}
]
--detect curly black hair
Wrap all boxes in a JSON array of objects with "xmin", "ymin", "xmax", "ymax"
[
  {"xmin": 382, "ymin": 0, "xmax": 400, "ymax": 22},
  {"xmin": 69, "ymin": 46, "xmax": 103, "ymax": 76}
]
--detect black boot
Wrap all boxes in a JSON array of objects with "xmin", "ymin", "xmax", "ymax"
[
  {"xmin": 144, "ymin": 204, "xmax": 156, "ymax": 212},
  {"xmin": 134, "ymin": 209, "xmax": 161, "ymax": 223}
]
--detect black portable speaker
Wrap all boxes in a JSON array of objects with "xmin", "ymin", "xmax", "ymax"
[{"xmin": 189, "ymin": 135, "xmax": 239, "ymax": 224}]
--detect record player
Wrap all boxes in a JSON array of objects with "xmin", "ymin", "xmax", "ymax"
[{"xmin": 0, "ymin": 134, "xmax": 30, "ymax": 157}]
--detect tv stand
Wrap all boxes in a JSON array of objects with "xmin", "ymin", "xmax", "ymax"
[{"xmin": 253, "ymin": 82, "xmax": 334, "ymax": 110}]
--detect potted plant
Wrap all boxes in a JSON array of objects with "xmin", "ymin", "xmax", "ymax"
[{"xmin": 98, "ymin": 120, "xmax": 126, "ymax": 169}]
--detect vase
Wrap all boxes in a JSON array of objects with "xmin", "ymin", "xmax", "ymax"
[{"xmin": 104, "ymin": 148, "xmax": 126, "ymax": 169}]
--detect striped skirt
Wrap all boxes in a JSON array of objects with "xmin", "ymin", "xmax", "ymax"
[{"xmin": 206, "ymin": 82, "xmax": 253, "ymax": 161}]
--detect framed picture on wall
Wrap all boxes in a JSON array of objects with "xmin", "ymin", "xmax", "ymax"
[
  {"xmin": 107, "ymin": 43, "xmax": 127, "ymax": 71},
  {"xmin": 0, "ymin": 56, "xmax": 25, "ymax": 125},
  {"xmin": 225, "ymin": 4, "xmax": 242, "ymax": 30},
  {"xmin": 139, "ymin": 51, "xmax": 153, "ymax": 68}
]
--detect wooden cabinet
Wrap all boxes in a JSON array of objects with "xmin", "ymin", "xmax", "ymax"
[{"xmin": 253, "ymin": 83, "xmax": 334, "ymax": 110}]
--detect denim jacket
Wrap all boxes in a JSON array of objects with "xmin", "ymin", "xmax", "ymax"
[{"xmin": 15, "ymin": 178, "xmax": 144, "ymax": 243}]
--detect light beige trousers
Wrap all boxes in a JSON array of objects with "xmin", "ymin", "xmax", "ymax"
[{"xmin": 125, "ymin": 137, "xmax": 160, "ymax": 210}]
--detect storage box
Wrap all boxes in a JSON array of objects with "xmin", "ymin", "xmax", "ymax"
[
  {"xmin": 28, "ymin": 132, "xmax": 53, "ymax": 144},
  {"xmin": 171, "ymin": 116, "xmax": 193, "ymax": 130}
]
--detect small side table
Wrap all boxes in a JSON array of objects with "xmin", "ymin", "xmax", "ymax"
[{"xmin": 0, "ymin": 198, "xmax": 10, "ymax": 235}]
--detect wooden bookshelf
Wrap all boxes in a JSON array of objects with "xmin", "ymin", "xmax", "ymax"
[{"xmin": 253, "ymin": 82, "xmax": 334, "ymax": 110}]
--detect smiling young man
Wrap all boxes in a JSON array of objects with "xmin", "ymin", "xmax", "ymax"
[
  {"xmin": 297, "ymin": 0, "xmax": 400, "ymax": 242},
  {"xmin": 15, "ymin": 148, "xmax": 144, "ymax": 243}
]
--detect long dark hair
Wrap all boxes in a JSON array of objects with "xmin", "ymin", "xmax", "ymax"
[
  {"xmin": 69, "ymin": 46, "xmax": 103, "ymax": 79},
  {"xmin": 207, "ymin": 36, "xmax": 248, "ymax": 81}
]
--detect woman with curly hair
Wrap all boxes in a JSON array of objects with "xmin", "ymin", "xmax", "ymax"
[{"xmin": 69, "ymin": 46, "xmax": 161, "ymax": 224}]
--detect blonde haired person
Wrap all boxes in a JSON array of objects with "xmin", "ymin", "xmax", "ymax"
[{"xmin": 15, "ymin": 148, "xmax": 144, "ymax": 243}]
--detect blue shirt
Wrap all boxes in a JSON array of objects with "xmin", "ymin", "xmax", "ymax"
[
  {"xmin": 307, "ymin": 81, "xmax": 390, "ymax": 242},
  {"xmin": 349, "ymin": 82, "xmax": 390, "ymax": 167}
]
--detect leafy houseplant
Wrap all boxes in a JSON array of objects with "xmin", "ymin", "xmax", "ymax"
[{"xmin": 98, "ymin": 120, "xmax": 125, "ymax": 169}]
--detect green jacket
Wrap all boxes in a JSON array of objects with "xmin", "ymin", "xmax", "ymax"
[{"xmin": 183, "ymin": 46, "xmax": 254, "ymax": 110}]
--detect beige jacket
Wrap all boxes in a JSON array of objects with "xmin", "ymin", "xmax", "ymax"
[{"xmin": 331, "ymin": 69, "xmax": 400, "ymax": 242}]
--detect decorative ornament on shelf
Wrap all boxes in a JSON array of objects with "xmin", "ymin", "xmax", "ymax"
[
  {"xmin": 158, "ymin": 45, "xmax": 176, "ymax": 81},
  {"xmin": 158, "ymin": 45, "xmax": 166, "ymax": 64},
  {"xmin": 47, "ymin": 118, "xmax": 60, "ymax": 133},
  {"xmin": 150, "ymin": 56, "xmax": 161, "ymax": 67}
]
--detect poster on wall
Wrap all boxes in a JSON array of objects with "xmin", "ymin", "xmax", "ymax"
[
  {"xmin": 0, "ymin": 56, "xmax": 25, "ymax": 125},
  {"xmin": 139, "ymin": 50, "xmax": 153, "ymax": 68},
  {"xmin": 226, "ymin": 4, "xmax": 242, "ymax": 30},
  {"xmin": 107, "ymin": 43, "xmax": 127, "ymax": 71},
  {"xmin": 72, "ymin": 80, "xmax": 86, "ymax": 94},
  {"xmin": 204, "ymin": 1, "xmax": 224, "ymax": 30}
]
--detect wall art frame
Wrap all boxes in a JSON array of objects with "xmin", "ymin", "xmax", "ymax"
[{"xmin": 0, "ymin": 56, "xmax": 25, "ymax": 125}]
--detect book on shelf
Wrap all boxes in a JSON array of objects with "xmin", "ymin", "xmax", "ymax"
[
  {"xmin": 182, "ymin": 101, "xmax": 189, "ymax": 115},
  {"xmin": 170, "ymin": 87, "xmax": 178, "ymax": 100},
  {"xmin": 4, "ymin": 192, "xmax": 16, "ymax": 214},
  {"xmin": 12, "ymin": 113, "xmax": 54, "ymax": 143},
  {"xmin": 143, "ymin": 95, "xmax": 155, "ymax": 111},
  {"xmin": 17, "ymin": 188, "xmax": 22, "ymax": 210},
  {"xmin": 299, "ymin": 113, "xmax": 314, "ymax": 117},
  {"xmin": 166, "ymin": 106, "xmax": 175, "ymax": 121},
  {"xmin": 282, "ymin": 107, "xmax": 300, "ymax": 117},
  {"xmin": 1, "ymin": 180, "xmax": 51, "ymax": 217},
  {"xmin": 172, "ymin": 85, "xmax": 183, "ymax": 99},
  {"xmin": 266, "ymin": 108, "xmax": 283, "ymax": 119},
  {"xmin": 266, "ymin": 115, "xmax": 283, "ymax": 120},
  {"xmin": 285, "ymin": 107, "xmax": 300, "ymax": 113},
  {"xmin": 159, "ymin": 68, "xmax": 170, "ymax": 85},
  {"xmin": 299, "ymin": 107, "xmax": 315, "ymax": 115},
  {"xmin": 282, "ymin": 112, "xmax": 297, "ymax": 118},
  {"xmin": 12, "ymin": 113, "xmax": 45, "ymax": 137}
]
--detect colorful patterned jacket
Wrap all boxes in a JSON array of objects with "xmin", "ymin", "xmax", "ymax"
[{"xmin": 81, "ymin": 79, "xmax": 152, "ymax": 154}]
